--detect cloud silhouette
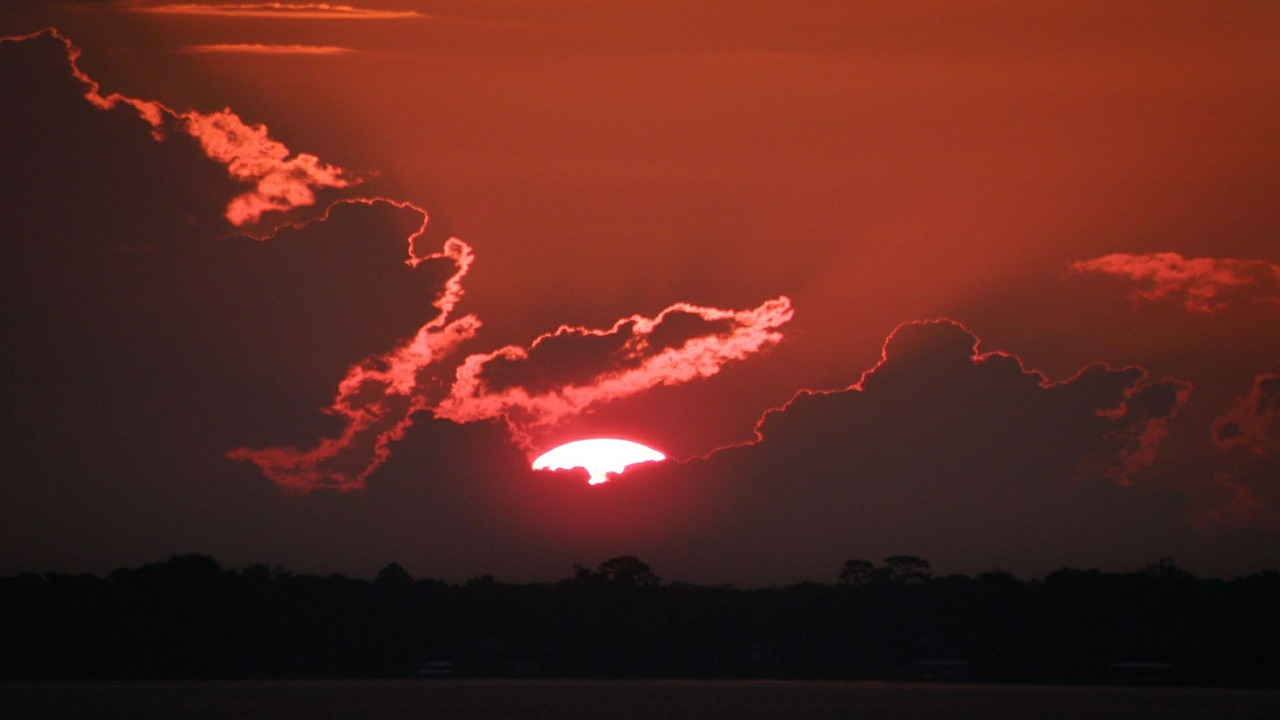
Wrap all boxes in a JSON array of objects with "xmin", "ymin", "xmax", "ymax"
[
  {"xmin": 4, "ymin": 22, "xmax": 1278, "ymax": 583},
  {"xmin": 1213, "ymin": 374, "xmax": 1280, "ymax": 456},
  {"xmin": 1200, "ymin": 374, "xmax": 1280, "ymax": 532},
  {"xmin": 5, "ymin": 29, "xmax": 359, "ymax": 227},
  {"xmin": 752, "ymin": 319, "xmax": 1189, "ymax": 487},
  {"xmin": 490, "ymin": 319, "xmax": 1196, "ymax": 582},
  {"xmin": 1070, "ymin": 252, "xmax": 1280, "ymax": 531},
  {"xmin": 1, "ymin": 28, "xmax": 795, "ymax": 495}
]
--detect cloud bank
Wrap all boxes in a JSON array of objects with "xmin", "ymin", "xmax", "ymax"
[{"xmin": 488, "ymin": 319, "xmax": 1198, "ymax": 582}]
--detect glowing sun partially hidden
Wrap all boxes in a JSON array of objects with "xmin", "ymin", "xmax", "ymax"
[{"xmin": 532, "ymin": 438, "xmax": 666, "ymax": 485}]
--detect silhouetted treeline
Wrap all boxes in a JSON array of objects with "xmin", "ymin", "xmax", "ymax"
[{"xmin": 1, "ymin": 554, "xmax": 1277, "ymax": 686}]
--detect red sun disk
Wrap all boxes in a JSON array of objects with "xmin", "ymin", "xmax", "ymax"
[{"xmin": 532, "ymin": 438, "xmax": 666, "ymax": 484}]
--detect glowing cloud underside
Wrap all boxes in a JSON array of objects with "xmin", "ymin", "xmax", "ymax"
[{"xmin": 533, "ymin": 439, "xmax": 666, "ymax": 485}]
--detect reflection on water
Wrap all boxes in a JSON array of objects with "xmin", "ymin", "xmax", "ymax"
[{"xmin": 2, "ymin": 679, "xmax": 1276, "ymax": 720}]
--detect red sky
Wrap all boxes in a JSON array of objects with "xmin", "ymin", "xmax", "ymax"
[{"xmin": 1, "ymin": 1, "xmax": 1278, "ymax": 585}]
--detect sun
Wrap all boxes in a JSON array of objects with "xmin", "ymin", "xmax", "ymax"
[{"xmin": 531, "ymin": 438, "xmax": 666, "ymax": 485}]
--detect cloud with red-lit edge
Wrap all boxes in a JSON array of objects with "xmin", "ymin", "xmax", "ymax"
[
  {"xmin": 435, "ymin": 299, "xmax": 793, "ymax": 452},
  {"xmin": 1071, "ymin": 251, "xmax": 1280, "ymax": 532},
  {"xmin": 1, "ymin": 28, "xmax": 795, "ymax": 496},
  {"xmin": 0, "ymin": 26, "xmax": 465, "ymax": 475},
  {"xmin": 2, "ymin": 28, "xmax": 359, "ymax": 228},
  {"xmin": 229, "ymin": 290, "xmax": 792, "ymax": 492},
  {"xmin": 1071, "ymin": 252, "xmax": 1280, "ymax": 314},
  {"xmin": 1201, "ymin": 374, "xmax": 1280, "ymax": 532},
  {"xmin": 442, "ymin": 318, "xmax": 1203, "ymax": 583},
  {"xmin": 749, "ymin": 319, "xmax": 1190, "ymax": 486},
  {"xmin": 6, "ymin": 25, "xmax": 1273, "ymax": 584}
]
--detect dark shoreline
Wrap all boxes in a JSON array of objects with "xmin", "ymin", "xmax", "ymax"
[
  {"xmin": 3, "ymin": 679, "xmax": 1278, "ymax": 720},
  {"xmin": 4, "ymin": 555, "xmax": 1277, "ymax": 688}
]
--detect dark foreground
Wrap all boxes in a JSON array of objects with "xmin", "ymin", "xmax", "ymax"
[
  {"xmin": 3, "ymin": 680, "xmax": 1277, "ymax": 720},
  {"xmin": 5, "ymin": 555, "xmax": 1280, "ymax": 686}
]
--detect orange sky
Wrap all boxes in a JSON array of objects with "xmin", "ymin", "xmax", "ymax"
[{"xmin": 1, "ymin": 1, "xmax": 1278, "ymax": 584}]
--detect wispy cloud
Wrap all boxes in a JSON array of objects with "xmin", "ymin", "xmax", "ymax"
[
  {"xmin": 5, "ymin": 29, "xmax": 360, "ymax": 226},
  {"xmin": 130, "ymin": 3, "xmax": 423, "ymax": 19},
  {"xmin": 1213, "ymin": 374, "xmax": 1280, "ymax": 457},
  {"xmin": 1070, "ymin": 252, "xmax": 1280, "ymax": 314},
  {"xmin": 437, "ymin": 297, "xmax": 794, "ymax": 451},
  {"xmin": 1199, "ymin": 374, "xmax": 1280, "ymax": 532},
  {"xmin": 228, "ymin": 198, "xmax": 482, "ymax": 493},
  {"xmin": 230, "ymin": 287, "xmax": 793, "ymax": 493},
  {"xmin": 181, "ymin": 43, "xmax": 357, "ymax": 55}
]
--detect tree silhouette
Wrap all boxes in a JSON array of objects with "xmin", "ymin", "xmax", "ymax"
[
  {"xmin": 838, "ymin": 559, "xmax": 879, "ymax": 586},
  {"xmin": 883, "ymin": 555, "xmax": 931, "ymax": 585},
  {"xmin": 375, "ymin": 562, "xmax": 412, "ymax": 586},
  {"xmin": 2, "ymin": 554, "xmax": 1278, "ymax": 684},
  {"xmin": 571, "ymin": 556, "xmax": 661, "ymax": 587}
]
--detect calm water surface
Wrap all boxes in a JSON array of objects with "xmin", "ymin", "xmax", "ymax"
[{"xmin": 2, "ymin": 679, "xmax": 1276, "ymax": 719}]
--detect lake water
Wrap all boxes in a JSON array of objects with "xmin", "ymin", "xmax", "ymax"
[{"xmin": 2, "ymin": 679, "xmax": 1276, "ymax": 719}]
